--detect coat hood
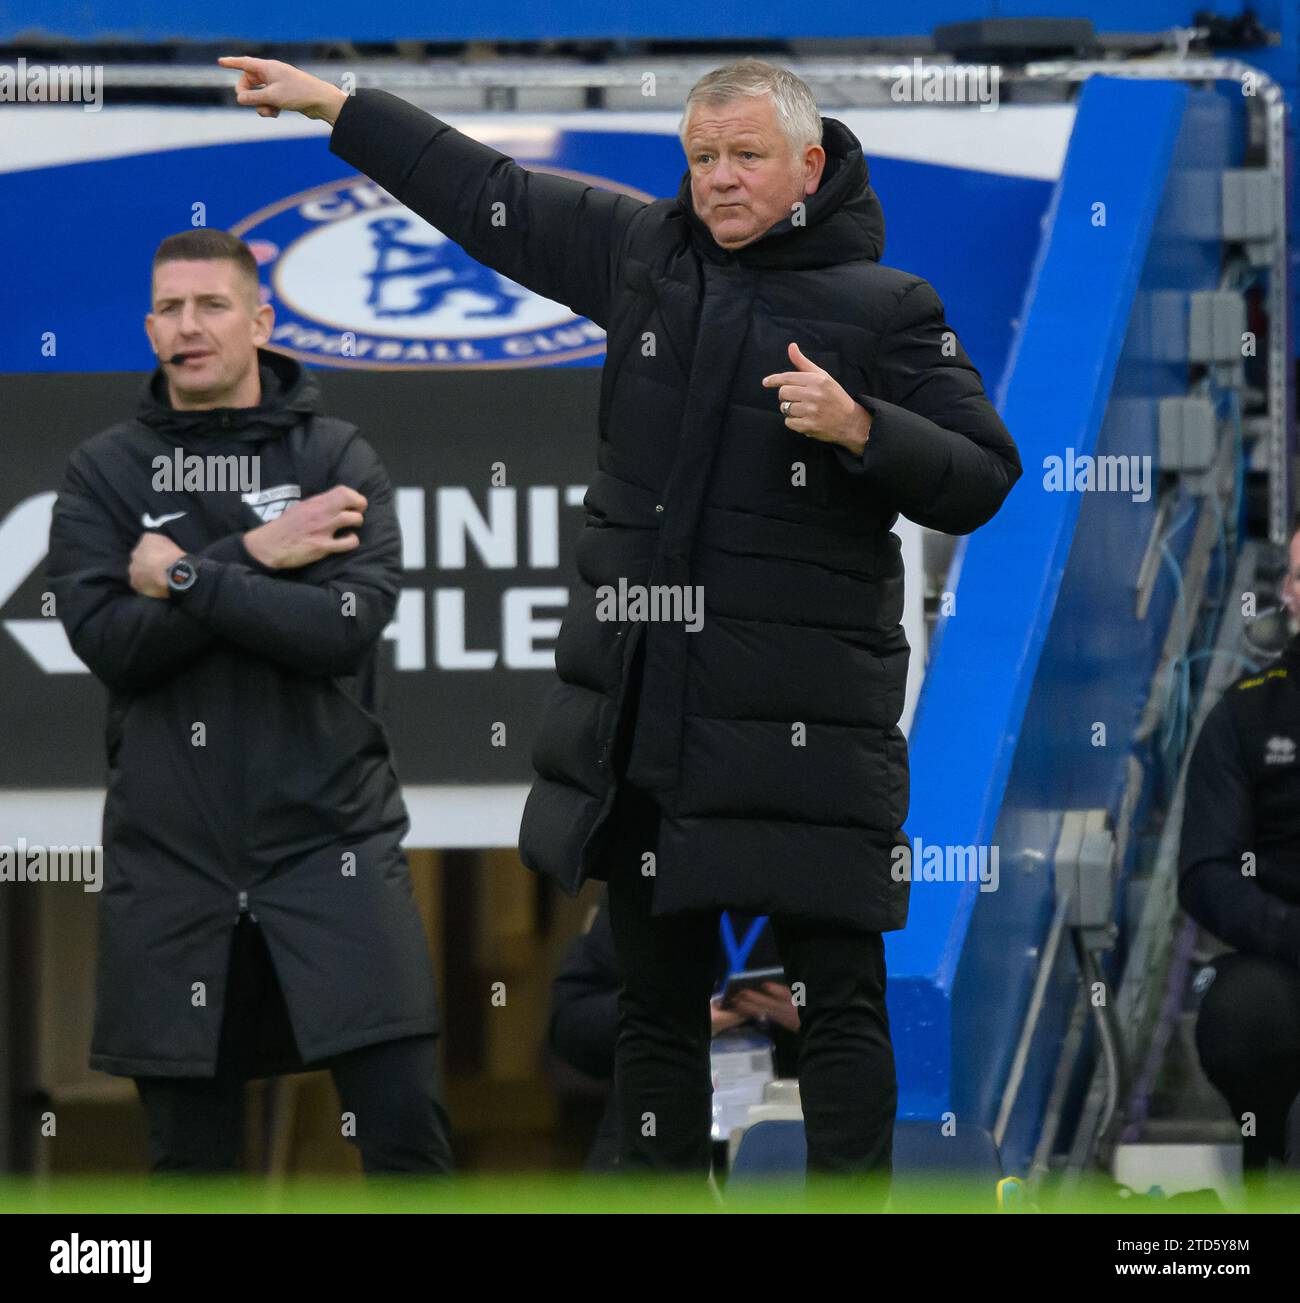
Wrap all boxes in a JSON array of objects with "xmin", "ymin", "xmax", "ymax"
[
  {"xmin": 136, "ymin": 346, "xmax": 321, "ymax": 443},
  {"xmin": 675, "ymin": 115, "xmax": 886, "ymax": 270}
]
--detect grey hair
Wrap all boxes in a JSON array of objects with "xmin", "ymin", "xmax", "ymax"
[{"xmin": 679, "ymin": 59, "xmax": 823, "ymax": 155}]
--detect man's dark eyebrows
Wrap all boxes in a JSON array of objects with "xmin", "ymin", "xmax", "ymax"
[{"xmin": 154, "ymin": 292, "xmax": 231, "ymax": 306}]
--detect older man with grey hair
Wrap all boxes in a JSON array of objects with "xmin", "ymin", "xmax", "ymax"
[{"xmin": 222, "ymin": 54, "xmax": 1021, "ymax": 1195}]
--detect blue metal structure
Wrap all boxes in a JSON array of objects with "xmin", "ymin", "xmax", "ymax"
[{"xmin": 893, "ymin": 76, "xmax": 1244, "ymax": 1174}]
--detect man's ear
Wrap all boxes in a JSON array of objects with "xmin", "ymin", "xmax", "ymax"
[
  {"xmin": 251, "ymin": 301, "xmax": 274, "ymax": 348},
  {"xmin": 803, "ymin": 144, "xmax": 826, "ymax": 195}
]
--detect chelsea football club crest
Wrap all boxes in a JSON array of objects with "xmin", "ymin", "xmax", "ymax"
[{"xmin": 230, "ymin": 171, "xmax": 650, "ymax": 371}]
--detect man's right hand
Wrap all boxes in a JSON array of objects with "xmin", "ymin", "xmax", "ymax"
[
  {"xmin": 710, "ymin": 1000, "xmax": 747, "ymax": 1036},
  {"xmin": 217, "ymin": 56, "xmax": 348, "ymax": 125},
  {"xmin": 242, "ymin": 486, "xmax": 368, "ymax": 571}
]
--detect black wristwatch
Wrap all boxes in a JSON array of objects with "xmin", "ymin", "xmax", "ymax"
[{"xmin": 165, "ymin": 555, "xmax": 198, "ymax": 594}]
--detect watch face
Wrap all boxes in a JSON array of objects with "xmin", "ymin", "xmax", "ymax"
[{"xmin": 167, "ymin": 558, "xmax": 197, "ymax": 591}]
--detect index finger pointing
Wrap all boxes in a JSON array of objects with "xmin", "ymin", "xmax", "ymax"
[{"xmin": 216, "ymin": 55, "xmax": 269, "ymax": 90}]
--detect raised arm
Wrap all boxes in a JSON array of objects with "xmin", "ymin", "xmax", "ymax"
[{"xmin": 218, "ymin": 57, "xmax": 645, "ymax": 329}]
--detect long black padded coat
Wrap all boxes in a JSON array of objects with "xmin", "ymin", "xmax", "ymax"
[
  {"xmin": 331, "ymin": 90, "xmax": 1023, "ymax": 931},
  {"xmin": 46, "ymin": 350, "xmax": 440, "ymax": 1077}
]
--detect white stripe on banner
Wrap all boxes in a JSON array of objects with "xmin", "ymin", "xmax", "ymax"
[{"xmin": 0, "ymin": 105, "xmax": 1074, "ymax": 180}]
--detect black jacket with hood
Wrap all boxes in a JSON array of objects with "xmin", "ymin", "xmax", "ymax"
[
  {"xmin": 46, "ymin": 347, "xmax": 439, "ymax": 1077},
  {"xmin": 330, "ymin": 90, "xmax": 1022, "ymax": 931},
  {"xmin": 1179, "ymin": 633, "xmax": 1300, "ymax": 964}
]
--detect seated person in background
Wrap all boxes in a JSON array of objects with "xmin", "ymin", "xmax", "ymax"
[
  {"xmin": 1178, "ymin": 516, "xmax": 1300, "ymax": 1181},
  {"xmin": 548, "ymin": 892, "xmax": 798, "ymax": 1171}
]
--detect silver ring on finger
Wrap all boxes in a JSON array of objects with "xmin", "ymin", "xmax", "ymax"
[{"xmin": 780, "ymin": 400, "xmax": 792, "ymax": 417}]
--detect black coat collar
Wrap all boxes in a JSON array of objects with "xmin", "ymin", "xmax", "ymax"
[{"xmin": 136, "ymin": 346, "xmax": 320, "ymax": 442}]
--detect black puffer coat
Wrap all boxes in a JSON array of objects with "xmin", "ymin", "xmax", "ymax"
[
  {"xmin": 331, "ymin": 90, "xmax": 1022, "ymax": 930},
  {"xmin": 47, "ymin": 349, "xmax": 440, "ymax": 1076}
]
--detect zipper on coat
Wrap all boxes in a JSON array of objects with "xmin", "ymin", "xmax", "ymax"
[{"xmin": 237, "ymin": 889, "xmax": 257, "ymax": 923}]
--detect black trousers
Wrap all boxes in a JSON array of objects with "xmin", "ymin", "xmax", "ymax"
[
  {"xmin": 1194, "ymin": 951, "xmax": 1300, "ymax": 1172},
  {"xmin": 603, "ymin": 779, "xmax": 897, "ymax": 1189},
  {"xmin": 133, "ymin": 915, "xmax": 453, "ymax": 1175}
]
